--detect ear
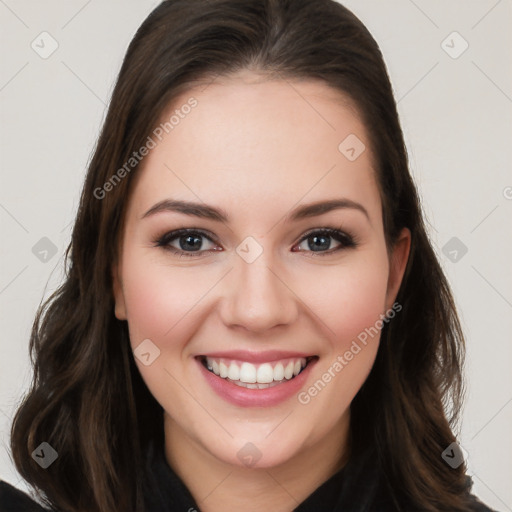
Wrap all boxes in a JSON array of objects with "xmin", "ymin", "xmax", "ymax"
[
  {"xmin": 112, "ymin": 263, "xmax": 127, "ymax": 320},
  {"xmin": 385, "ymin": 227, "xmax": 411, "ymax": 310}
]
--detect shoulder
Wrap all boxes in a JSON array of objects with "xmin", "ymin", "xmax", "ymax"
[{"xmin": 0, "ymin": 480, "xmax": 51, "ymax": 511}]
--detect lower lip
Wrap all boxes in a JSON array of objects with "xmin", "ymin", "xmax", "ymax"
[{"xmin": 196, "ymin": 358, "xmax": 317, "ymax": 407}]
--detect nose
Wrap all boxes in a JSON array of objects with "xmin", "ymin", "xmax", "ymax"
[{"xmin": 219, "ymin": 250, "xmax": 299, "ymax": 334}]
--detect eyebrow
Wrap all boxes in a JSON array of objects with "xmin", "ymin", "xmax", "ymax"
[{"xmin": 141, "ymin": 198, "xmax": 370, "ymax": 223}]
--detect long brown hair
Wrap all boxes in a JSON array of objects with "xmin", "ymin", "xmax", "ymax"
[{"xmin": 11, "ymin": 1, "xmax": 471, "ymax": 510}]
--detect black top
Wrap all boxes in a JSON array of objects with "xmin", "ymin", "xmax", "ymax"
[{"xmin": 0, "ymin": 443, "xmax": 498, "ymax": 511}]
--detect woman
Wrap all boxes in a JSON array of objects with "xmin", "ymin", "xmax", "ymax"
[{"xmin": 0, "ymin": 0, "xmax": 497, "ymax": 511}]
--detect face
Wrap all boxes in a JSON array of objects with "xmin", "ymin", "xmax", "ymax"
[{"xmin": 112, "ymin": 71, "xmax": 410, "ymax": 469}]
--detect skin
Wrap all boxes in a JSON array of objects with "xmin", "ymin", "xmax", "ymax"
[{"xmin": 112, "ymin": 70, "xmax": 410, "ymax": 512}]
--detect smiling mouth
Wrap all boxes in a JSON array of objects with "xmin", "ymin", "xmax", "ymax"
[{"xmin": 198, "ymin": 355, "xmax": 318, "ymax": 389}]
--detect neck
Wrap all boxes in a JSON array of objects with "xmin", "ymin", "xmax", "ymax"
[{"xmin": 163, "ymin": 412, "xmax": 350, "ymax": 512}]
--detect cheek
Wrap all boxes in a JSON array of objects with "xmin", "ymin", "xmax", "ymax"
[
  {"xmin": 120, "ymin": 253, "xmax": 211, "ymax": 344},
  {"xmin": 297, "ymin": 253, "xmax": 390, "ymax": 348},
  {"xmin": 295, "ymin": 258, "xmax": 389, "ymax": 422},
  {"xmin": 119, "ymin": 253, "xmax": 211, "ymax": 408}
]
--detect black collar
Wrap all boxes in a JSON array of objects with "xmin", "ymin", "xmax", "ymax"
[{"xmin": 141, "ymin": 441, "xmax": 390, "ymax": 512}]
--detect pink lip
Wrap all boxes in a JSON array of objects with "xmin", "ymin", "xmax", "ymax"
[
  {"xmin": 198, "ymin": 350, "xmax": 313, "ymax": 364},
  {"xmin": 196, "ymin": 356, "xmax": 318, "ymax": 408}
]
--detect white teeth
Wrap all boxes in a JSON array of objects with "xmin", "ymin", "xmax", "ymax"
[
  {"xmin": 227, "ymin": 362, "xmax": 240, "ymax": 380},
  {"xmin": 239, "ymin": 362, "xmax": 257, "ymax": 383},
  {"xmin": 204, "ymin": 356, "xmax": 311, "ymax": 384},
  {"xmin": 219, "ymin": 361, "xmax": 228, "ymax": 378},
  {"xmin": 256, "ymin": 363, "xmax": 274, "ymax": 384},
  {"xmin": 273, "ymin": 363, "xmax": 284, "ymax": 381},
  {"xmin": 284, "ymin": 362, "xmax": 294, "ymax": 380},
  {"xmin": 231, "ymin": 380, "xmax": 282, "ymax": 389}
]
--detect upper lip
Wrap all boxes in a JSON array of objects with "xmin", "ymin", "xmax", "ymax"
[{"xmin": 197, "ymin": 350, "xmax": 316, "ymax": 364}]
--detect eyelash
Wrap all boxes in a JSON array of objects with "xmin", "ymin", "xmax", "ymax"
[{"xmin": 153, "ymin": 227, "xmax": 358, "ymax": 258}]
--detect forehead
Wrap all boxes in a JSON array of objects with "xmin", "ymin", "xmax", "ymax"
[{"xmin": 127, "ymin": 74, "xmax": 381, "ymax": 224}]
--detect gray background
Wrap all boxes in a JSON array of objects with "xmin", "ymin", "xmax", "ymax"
[{"xmin": 1, "ymin": 0, "xmax": 511, "ymax": 509}]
